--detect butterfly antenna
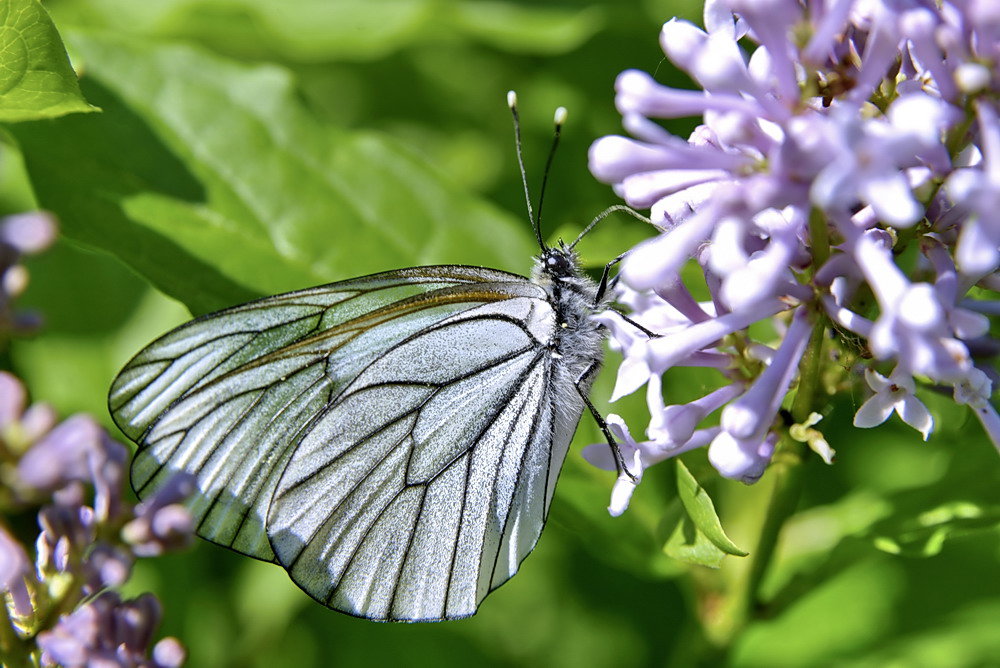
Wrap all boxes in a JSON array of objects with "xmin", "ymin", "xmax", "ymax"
[
  {"xmin": 508, "ymin": 91, "xmax": 546, "ymax": 252},
  {"xmin": 535, "ymin": 106, "xmax": 566, "ymax": 245},
  {"xmin": 568, "ymin": 204, "xmax": 651, "ymax": 250}
]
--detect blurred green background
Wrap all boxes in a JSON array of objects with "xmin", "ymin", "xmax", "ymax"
[{"xmin": 2, "ymin": 0, "xmax": 998, "ymax": 666}]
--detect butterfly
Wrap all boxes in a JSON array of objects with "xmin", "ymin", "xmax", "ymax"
[{"xmin": 108, "ymin": 94, "xmax": 634, "ymax": 622}]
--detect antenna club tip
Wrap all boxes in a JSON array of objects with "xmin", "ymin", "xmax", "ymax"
[
  {"xmin": 507, "ymin": 90, "xmax": 518, "ymax": 109},
  {"xmin": 554, "ymin": 107, "xmax": 568, "ymax": 126}
]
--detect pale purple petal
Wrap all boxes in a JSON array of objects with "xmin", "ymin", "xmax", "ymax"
[
  {"xmin": 897, "ymin": 283, "xmax": 945, "ymax": 331},
  {"xmin": 0, "ymin": 371, "xmax": 26, "ymax": 428},
  {"xmin": 608, "ymin": 446, "xmax": 644, "ymax": 517},
  {"xmin": 861, "ymin": 170, "xmax": 923, "ymax": 227},
  {"xmin": 0, "ymin": 212, "xmax": 57, "ymax": 254},
  {"xmin": 853, "ymin": 392, "xmax": 897, "ymax": 428},
  {"xmin": 708, "ymin": 431, "xmax": 772, "ymax": 483},
  {"xmin": 969, "ymin": 402, "xmax": 1000, "ymax": 454},
  {"xmin": 17, "ymin": 415, "xmax": 106, "ymax": 490},
  {"xmin": 610, "ymin": 354, "xmax": 652, "ymax": 402},
  {"xmin": 0, "ymin": 525, "xmax": 33, "ymax": 616},
  {"xmin": 153, "ymin": 637, "xmax": 186, "ymax": 668},
  {"xmin": 720, "ymin": 309, "xmax": 812, "ymax": 441},
  {"xmin": 897, "ymin": 394, "xmax": 935, "ymax": 440}
]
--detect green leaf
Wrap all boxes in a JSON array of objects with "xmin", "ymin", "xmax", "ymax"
[
  {"xmin": 872, "ymin": 500, "xmax": 1000, "ymax": 558},
  {"xmin": 0, "ymin": 0, "xmax": 97, "ymax": 121},
  {"xmin": 46, "ymin": 0, "xmax": 436, "ymax": 62},
  {"xmin": 163, "ymin": 0, "xmax": 437, "ymax": 62},
  {"xmin": 9, "ymin": 31, "xmax": 534, "ymax": 315},
  {"xmin": 46, "ymin": 0, "xmax": 601, "ymax": 62},
  {"xmin": 676, "ymin": 460, "xmax": 748, "ymax": 557},
  {"xmin": 735, "ymin": 557, "xmax": 907, "ymax": 665},
  {"xmin": 451, "ymin": 3, "xmax": 605, "ymax": 55},
  {"xmin": 663, "ymin": 505, "xmax": 729, "ymax": 569}
]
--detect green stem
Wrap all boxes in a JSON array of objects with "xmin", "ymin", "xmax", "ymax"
[
  {"xmin": 808, "ymin": 207, "xmax": 830, "ymax": 270},
  {"xmin": 697, "ymin": 315, "xmax": 825, "ymax": 656},
  {"xmin": 702, "ymin": 441, "xmax": 806, "ymax": 651},
  {"xmin": 0, "ymin": 342, "xmax": 13, "ymax": 374},
  {"xmin": 791, "ymin": 316, "xmax": 828, "ymax": 424},
  {"xmin": 726, "ymin": 440, "xmax": 805, "ymax": 622},
  {"xmin": 0, "ymin": 601, "xmax": 33, "ymax": 668}
]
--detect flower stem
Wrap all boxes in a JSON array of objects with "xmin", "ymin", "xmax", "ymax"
[
  {"xmin": 698, "ymin": 318, "xmax": 823, "ymax": 655},
  {"xmin": 729, "ymin": 438, "xmax": 805, "ymax": 617},
  {"xmin": 790, "ymin": 315, "xmax": 827, "ymax": 424},
  {"xmin": 808, "ymin": 207, "xmax": 831, "ymax": 269},
  {"xmin": 701, "ymin": 439, "xmax": 805, "ymax": 652}
]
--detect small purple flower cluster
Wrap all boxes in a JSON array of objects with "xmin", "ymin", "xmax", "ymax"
[
  {"xmin": 586, "ymin": 0, "xmax": 1000, "ymax": 515},
  {"xmin": 0, "ymin": 211, "xmax": 57, "ymax": 338},
  {"xmin": 0, "ymin": 371, "xmax": 192, "ymax": 667}
]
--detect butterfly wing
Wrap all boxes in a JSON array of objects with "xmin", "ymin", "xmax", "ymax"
[
  {"xmin": 109, "ymin": 266, "xmax": 538, "ymax": 562},
  {"xmin": 267, "ymin": 295, "xmax": 579, "ymax": 620},
  {"xmin": 109, "ymin": 264, "xmax": 586, "ymax": 621}
]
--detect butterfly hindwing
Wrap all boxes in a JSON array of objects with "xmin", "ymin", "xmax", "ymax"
[{"xmin": 266, "ymin": 297, "xmax": 579, "ymax": 620}]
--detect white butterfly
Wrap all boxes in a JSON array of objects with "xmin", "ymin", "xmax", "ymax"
[{"xmin": 108, "ymin": 96, "xmax": 633, "ymax": 621}]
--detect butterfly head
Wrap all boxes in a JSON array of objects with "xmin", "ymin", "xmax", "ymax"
[
  {"xmin": 533, "ymin": 244, "xmax": 599, "ymax": 308},
  {"xmin": 539, "ymin": 244, "xmax": 578, "ymax": 280}
]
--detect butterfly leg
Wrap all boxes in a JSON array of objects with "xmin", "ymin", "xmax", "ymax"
[
  {"xmin": 575, "ymin": 363, "xmax": 639, "ymax": 483},
  {"xmin": 606, "ymin": 309, "xmax": 661, "ymax": 339},
  {"xmin": 595, "ymin": 263, "xmax": 662, "ymax": 342},
  {"xmin": 595, "ymin": 254, "xmax": 625, "ymax": 304},
  {"xmin": 595, "ymin": 262, "xmax": 663, "ymax": 340}
]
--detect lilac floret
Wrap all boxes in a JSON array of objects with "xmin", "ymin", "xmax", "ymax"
[
  {"xmin": 18, "ymin": 416, "xmax": 114, "ymax": 490},
  {"xmin": 37, "ymin": 591, "xmax": 179, "ymax": 668},
  {"xmin": 123, "ymin": 474, "xmax": 196, "ymax": 557},
  {"xmin": 0, "ymin": 212, "xmax": 57, "ymax": 254},
  {"xmin": 0, "ymin": 524, "xmax": 35, "ymax": 617},
  {"xmin": 153, "ymin": 638, "xmax": 187, "ymax": 668}
]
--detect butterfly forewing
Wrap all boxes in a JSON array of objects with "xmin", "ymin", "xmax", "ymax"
[
  {"xmin": 109, "ymin": 266, "xmax": 534, "ymax": 562},
  {"xmin": 108, "ymin": 263, "xmax": 592, "ymax": 620}
]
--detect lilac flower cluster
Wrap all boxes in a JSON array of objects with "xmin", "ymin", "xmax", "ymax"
[
  {"xmin": 0, "ymin": 371, "xmax": 192, "ymax": 667},
  {"xmin": 586, "ymin": 0, "xmax": 1000, "ymax": 515}
]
